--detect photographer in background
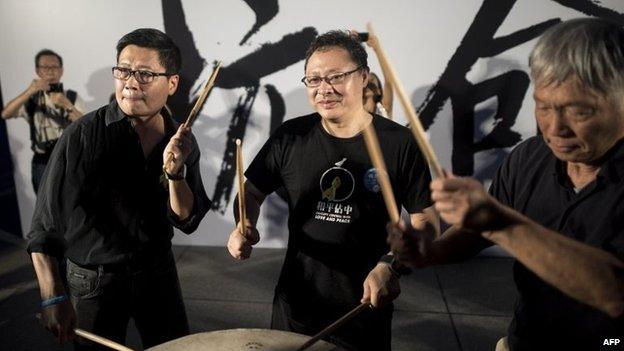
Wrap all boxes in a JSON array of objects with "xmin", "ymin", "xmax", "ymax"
[
  {"xmin": 1, "ymin": 49, "xmax": 85, "ymax": 193},
  {"xmin": 350, "ymin": 30, "xmax": 394, "ymax": 118}
]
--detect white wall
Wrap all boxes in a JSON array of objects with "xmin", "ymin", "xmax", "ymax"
[{"xmin": 1, "ymin": 0, "xmax": 623, "ymax": 247}]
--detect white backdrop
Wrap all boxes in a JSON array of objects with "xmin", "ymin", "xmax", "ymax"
[{"xmin": 1, "ymin": 0, "xmax": 623, "ymax": 247}]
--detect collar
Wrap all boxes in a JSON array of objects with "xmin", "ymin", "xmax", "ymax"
[
  {"xmin": 104, "ymin": 100, "xmax": 126, "ymax": 126},
  {"xmin": 597, "ymin": 138, "xmax": 624, "ymax": 183}
]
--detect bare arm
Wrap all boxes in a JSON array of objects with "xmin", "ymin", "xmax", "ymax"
[
  {"xmin": 484, "ymin": 205, "xmax": 624, "ymax": 318},
  {"xmin": 48, "ymin": 93, "xmax": 83, "ymax": 122},
  {"xmin": 388, "ymin": 209, "xmax": 489, "ymax": 268},
  {"xmin": 164, "ymin": 125, "xmax": 195, "ymax": 220},
  {"xmin": 66, "ymin": 108, "xmax": 83, "ymax": 122},
  {"xmin": 367, "ymin": 33, "xmax": 394, "ymax": 116},
  {"xmin": 1, "ymin": 79, "xmax": 47, "ymax": 119},
  {"xmin": 361, "ymin": 208, "xmax": 440, "ymax": 308},
  {"xmin": 432, "ymin": 176, "xmax": 624, "ymax": 318},
  {"xmin": 31, "ymin": 252, "xmax": 65, "ymax": 299},
  {"xmin": 227, "ymin": 181, "xmax": 267, "ymax": 260},
  {"xmin": 31, "ymin": 252, "xmax": 76, "ymax": 343},
  {"xmin": 168, "ymin": 178, "xmax": 194, "ymax": 220}
]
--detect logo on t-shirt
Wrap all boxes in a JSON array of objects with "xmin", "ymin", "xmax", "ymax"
[
  {"xmin": 315, "ymin": 158, "xmax": 355, "ymax": 224},
  {"xmin": 363, "ymin": 168, "xmax": 381, "ymax": 193},
  {"xmin": 319, "ymin": 158, "xmax": 354, "ymax": 202}
]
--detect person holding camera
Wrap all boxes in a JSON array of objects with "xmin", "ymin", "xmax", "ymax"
[{"xmin": 1, "ymin": 49, "xmax": 85, "ymax": 193}]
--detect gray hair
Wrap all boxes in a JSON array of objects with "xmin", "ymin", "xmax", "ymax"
[{"xmin": 529, "ymin": 18, "xmax": 624, "ymax": 101}]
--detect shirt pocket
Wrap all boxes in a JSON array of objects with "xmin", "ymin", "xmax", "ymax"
[{"xmin": 66, "ymin": 259, "xmax": 102, "ymax": 299}]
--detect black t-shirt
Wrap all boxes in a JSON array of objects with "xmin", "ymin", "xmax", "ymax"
[
  {"xmin": 246, "ymin": 113, "xmax": 432, "ymax": 321},
  {"xmin": 489, "ymin": 136, "xmax": 624, "ymax": 351}
]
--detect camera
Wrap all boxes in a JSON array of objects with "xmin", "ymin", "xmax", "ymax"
[{"xmin": 48, "ymin": 82, "xmax": 63, "ymax": 93}]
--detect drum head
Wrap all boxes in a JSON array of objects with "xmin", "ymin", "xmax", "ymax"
[{"xmin": 147, "ymin": 328, "xmax": 344, "ymax": 351}]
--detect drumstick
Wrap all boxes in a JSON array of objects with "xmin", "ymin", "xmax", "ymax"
[
  {"xmin": 296, "ymin": 303, "xmax": 371, "ymax": 351},
  {"xmin": 366, "ymin": 23, "xmax": 444, "ymax": 178},
  {"xmin": 74, "ymin": 329, "xmax": 134, "ymax": 351},
  {"xmin": 362, "ymin": 122, "xmax": 400, "ymax": 224},
  {"xmin": 184, "ymin": 61, "xmax": 222, "ymax": 128},
  {"xmin": 36, "ymin": 313, "xmax": 134, "ymax": 351},
  {"xmin": 235, "ymin": 138, "xmax": 247, "ymax": 231},
  {"xmin": 164, "ymin": 61, "xmax": 222, "ymax": 168}
]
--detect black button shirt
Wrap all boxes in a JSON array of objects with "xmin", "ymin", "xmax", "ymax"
[
  {"xmin": 27, "ymin": 101, "xmax": 211, "ymax": 266},
  {"xmin": 489, "ymin": 136, "xmax": 624, "ymax": 350}
]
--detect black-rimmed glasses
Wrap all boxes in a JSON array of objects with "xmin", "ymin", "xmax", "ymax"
[
  {"xmin": 112, "ymin": 66, "xmax": 173, "ymax": 84},
  {"xmin": 301, "ymin": 66, "xmax": 364, "ymax": 87},
  {"xmin": 37, "ymin": 65, "xmax": 62, "ymax": 72}
]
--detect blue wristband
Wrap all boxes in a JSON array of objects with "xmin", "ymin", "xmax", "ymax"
[{"xmin": 41, "ymin": 295, "xmax": 68, "ymax": 308}]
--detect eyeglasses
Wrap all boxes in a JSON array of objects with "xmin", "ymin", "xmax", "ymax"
[
  {"xmin": 301, "ymin": 66, "xmax": 363, "ymax": 87},
  {"xmin": 112, "ymin": 66, "xmax": 173, "ymax": 84},
  {"xmin": 37, "ymin": 65, "xmax": 62, "ymax": 72}
]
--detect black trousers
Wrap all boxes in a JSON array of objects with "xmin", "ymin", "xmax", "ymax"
[
  {"xmin": 271, "ymin": 292, "xmax": 393, "ymax": 351},
  {"xmin": 66, "ymin": 250, "xmax": 189, "ymax": 350},
  {"xmin": 31, "ymin": 153, "xmax": 51, "ymax": 194}
]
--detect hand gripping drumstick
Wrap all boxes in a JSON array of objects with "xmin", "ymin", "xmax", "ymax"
[
  {"xmin": 235, "ymin": 139, "xmax": 247, "ymax": 232},
  {"xmin": 366, "ymin": 23, "xmax": 444, "ymax": 179},
  {"xmin": 296, "ymin": 302, "xmax": 371, "ymax": 351},
  {"xmin": 164, "ymin": 61, "xmax": 222, "ymax": 168},
  {"xmin": 36, "ymin": 313, "xmax": 134, "ymax": 351}
]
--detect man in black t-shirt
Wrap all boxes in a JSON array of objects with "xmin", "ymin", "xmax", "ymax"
[
  {"xmin": 227, "ymin": 31, "xmax": 435, "ymax": 351},
  {"xmin": 388, "ymin": 18, "xmax": 624, "ymax": 351}
]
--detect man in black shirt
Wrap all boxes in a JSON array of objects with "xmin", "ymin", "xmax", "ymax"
[
  {"xmin": 27, "ymin": 28, "xmax": 211, "ymax": 350},
  {"xmin": 388, "ymin": 18, "xmax": 624, "ymax": 350},
  {"xmin": 227, "ymin": 31, "xmax": 436, "ymax": 350}
]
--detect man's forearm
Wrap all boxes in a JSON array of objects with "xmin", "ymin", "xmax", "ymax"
[
  {"xmin": 169, "ymin": 180, "xmax": 194, "ymax": 220},
  {"xmin": 31, "ymin": 252, "xmax": 66, "ymax": 299},
  {"xmin": 427, "ymin": 225, "xmax": 490, "ymax": 265},
  {"xmin": 483, "ymin": 205, "xmax": 624, "ymax": 318},
  {"xmin": 1, "ymin": 89, "xmax": 32, "ymax": 119},
  {"xmin": 233, "ymin": 181, "xmax": 266, "ymax": 227},
  {"xmin": 65, "ymin": 107, "xmax": 83, "ymax": 122}
]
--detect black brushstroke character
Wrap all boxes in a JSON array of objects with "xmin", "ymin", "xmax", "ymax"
[
  {"xmin": 417, "ymin": 0, "xmax": 624, "ymax": 177},
  {"xmin": 239, "ymin": 0, "xmax": 280, "ymax": 45},
  {"xmin": 162, "ymin": 0, "xmax": 317, "ymax": 213}
]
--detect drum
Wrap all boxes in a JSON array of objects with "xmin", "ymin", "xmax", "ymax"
[{"xmin": 147, "ymin": 328, "xmax": 344, "ymax": 351}]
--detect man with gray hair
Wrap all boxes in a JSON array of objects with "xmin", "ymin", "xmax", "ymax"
[{"xmin": 387, "ymin": 18, "xmax": 624, "ymax": 350}]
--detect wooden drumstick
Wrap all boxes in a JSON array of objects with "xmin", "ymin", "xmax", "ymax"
[
  {"xmin": 366, "ymin": 23, "xmax": 444, "ymax": 178},
  {"xmin": 164, "ymin": 61, "xmax": 222, "ymax": 168},
  {"xmin": 235, "ymin": 138, "xmax": 247, "ymax": 231},
  {"xmin": 296, "ymin": 302, "xmax": 371, "ymax": 351},
  {"xmin": 74, "ymin": 329, "xmax": 134, "ymax": 351},
  {"xmin": 184, "ymin": 61, "xmax": 222, "ymax": 128},
  {"xmin": 36, "ymin": 313, "xmax": 134, "ymax": 351},
  {"xmin": 362, "ymin": 122, "xmax": 400, "ymax": 224}
]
